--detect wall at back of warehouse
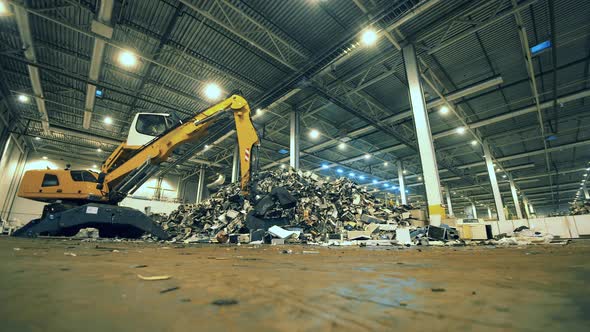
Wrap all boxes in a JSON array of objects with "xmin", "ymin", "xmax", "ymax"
[{"xmin": 0, "ymin": 145, "xmax": 194, "ymax": 227}]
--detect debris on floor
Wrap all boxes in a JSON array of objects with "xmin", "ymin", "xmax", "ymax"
[
  {"xmin": 485, "ymin": 226, "xmax": 556, "ymax": 246},
  {"xmin": 74, "ymin": 227, "xmax": 100, "ymax": 239},
  {"xmin": 137, "ymin": 274, "xmax": 171, "ymax": 281}
]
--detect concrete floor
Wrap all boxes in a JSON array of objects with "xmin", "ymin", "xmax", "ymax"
[{"xmin": 1, "ymin": 237, "xmax": 589, "ymax": 331}]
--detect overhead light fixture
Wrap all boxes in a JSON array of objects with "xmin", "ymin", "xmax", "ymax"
[
  {"xmin": 309, "ymin": 129, "xmax": 320, "ymax": 139},
  {"xmin": 456, "ymin": 127, "xmax": 466, "ymax": 134},
  {"xmin": 349, "ymin": 172, "xmax": 355, "ymax": 177},
  {"xmin": 336, "ymin": 168, "xmax": 343, "ymax": 174},
  {"xmin": 0, "ymin": 1, "xmax": 10, "ymax": 16},
  {"xmin": 360, "ymin": 28, "xmax": 378, "ymax": 46},
  {"xmin": 280, "ymin": 164, "xmax": 285, "ymax": 169},
  {"xmin": 97, "ymin": 148, "xmax": 102, "ymax": 152},
  {"xmin": 502, "ymin": 175, "xmax": 507, "ymax": 178},
  {"xmin": 35, "ymin": 136, "xmax": 41, "ymax": 140},
  {"xmin": 204, "ymin": 144, "xmax": 210, "ymax": 150},
  {"xmin": 256, "ymin": 108, "xmax": 263, "ymax": 116},
  {"xmin": 418, "ymin": 176, "xmax": 422, "ymax": 181},
  {"xmin": 104, "ymin": 116, "xmax": 113, "ymax": 125},
  {"xmin": 584, "ymin": 174, "xmax": 588, "ymax": 177},
  {"xmin": 338, "ymin": 142, "xmax": 346, "ymax": 150},
  {"xmin": 18, "ymin": 94, "xmax": 29, "ymax": 103},
  {"xmin": 42, "ymin": 156, "xmax": 48, "ymax": 160},
  {"xmin": 321, "ymin": 163, "xmax": 329, "ymax": 169},
  {"xmin": 359, "ymin": 175, "xmax": 365, "ymax": 180},
  {"xmin": 470, "ymin": 140, "xmax": 477, "ymax": 146},
  {"xmin": 95, "ymin": 89, "xmax": 104, "ymax": 97},
  {"xmin": 383, "ymin": 183, "xmax": 389, "ymax": 188},
  {"xmin": 402, "ymin": 170, "xmax": 407, "ymax": 174},
  {"xmin": 203, "ymin": 83, "xmax": 222, "ymax": 100},
  {"xmin": 439, "ymin": 106, "xmax": 449, "ymax": 115},
  {"xmin": 364, "ymin": 154, "xmax": 371, "ymax": 159},
  {"xmin": 372, "ymin": 179, "xmax": 378, "ymax": 184},
  {"xmin": 383, "ymin": 162, "xmax": 388, "ymax": 167},
  {"xmin": 118, "ymin": 50, "xmax": 138, "ymax": 68},
  {"xmin": 93, "ymin": 164, "xmax": 97, "ymax": 168}
]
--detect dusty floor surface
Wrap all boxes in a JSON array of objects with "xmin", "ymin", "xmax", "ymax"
[{"xmin": 0, "ymin": 237, "xmax": 589, "ymax": 332}]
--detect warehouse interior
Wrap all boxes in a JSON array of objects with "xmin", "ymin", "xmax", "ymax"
[{"xmin": 1, "ymin": 0, "xmax": 590, "ymax": 330}]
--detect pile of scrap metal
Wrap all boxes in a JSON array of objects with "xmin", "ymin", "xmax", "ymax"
[
  {"xmin": 570, "ymin": 201, "xmax": 590, "ymax": 215},
  {"xmin": 151, "ymin": 169, "xmax": 423, "ymax": 243}
]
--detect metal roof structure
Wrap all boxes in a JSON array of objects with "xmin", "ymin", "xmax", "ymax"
[{"xmin": 0, "ymin": 0, "xmax": 589, "ymax": 215}]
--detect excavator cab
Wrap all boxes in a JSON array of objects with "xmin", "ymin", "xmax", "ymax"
[{"xmin": 127, "ymin": 113, "xmax": 172, "ymax": 146}]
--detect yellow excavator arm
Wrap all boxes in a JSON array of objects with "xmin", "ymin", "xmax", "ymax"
[{"xmin": 100, "ymin": 94, "xmax": 259, "ymax": 201}]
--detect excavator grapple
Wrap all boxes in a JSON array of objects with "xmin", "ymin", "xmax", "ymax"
[{"xmin": 13, "ymin": 203, "xmax": 169, "ymax": 239}]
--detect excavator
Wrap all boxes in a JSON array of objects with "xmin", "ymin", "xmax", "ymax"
[{"xmin": 13, "ymin": 94, "xmax": 259, "ymax": 239}]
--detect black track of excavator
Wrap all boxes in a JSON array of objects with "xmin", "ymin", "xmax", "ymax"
[{"xmin": 12, "ymin": 203, "xmax": 169, "ymax": 240}]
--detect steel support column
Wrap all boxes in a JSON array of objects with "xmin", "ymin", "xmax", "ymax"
[
  {"xmin": 510, "ymin": 179, "xmax": 524, "ymax": 219},
  {"xmin": 196, "ymin": 165, "xmax": 205, "ymax": 203},
  {"xmin": 583, "ymin": 184, "xmax": 590, "ymax": 200},
  {"xmin": 444, "ymin": 186, "xmax": 453, "ymax": 217},
  {"xmin": 523, "ymin": 197, "xmax": 531, "ymax": 218},
  {"xmin": 472, "ymin": 202, "xmax": 478, "ymax": 219},
  {"xmin": 402, "ymin": 44, "xmax": 444, "ymax": 224},
  {"xmin": 289, "ymin": 109, "xmax": 300, "ymax": 170},
  {"xmin": 487, "ymin": 207, "xmax": 492, "ymax": 219},
  {"xmin": 231, "ymin": 144, "xmax": 240, "ymax": 183},
  {"xmin": 398, "ymin": 161, "xmax": 407, "ymax": 205},
  {"xmin": 483, "ymin": 142, "xmax": 506, "ymax": 222}
]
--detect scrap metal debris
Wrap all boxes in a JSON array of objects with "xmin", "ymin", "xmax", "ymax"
[
  {"xmin": 152, "ymin": 169, "xmax": 425, "ymax": 245},
  {"xmin": 211, "ymin": 298, "xmax": 239, "ymax": 306},
  {"xmin": 160, "ymin": 286, "xmax": 180, "ymax": 294},
  {"xmin": 137, "ymin": 274, "xmax": 171, "ymax": 281}
]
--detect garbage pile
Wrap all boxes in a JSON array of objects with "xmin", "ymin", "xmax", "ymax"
[
  {"xmin": 570, "ymin": 201, "xmax": 590, "ymax": 215},
  {"xmin": 153, "ymin": 169, "xmax": 425, "ymax": 244},
  {"xmin": 487, "ymin": 226, "xmax": 557, "ymax": 246}
]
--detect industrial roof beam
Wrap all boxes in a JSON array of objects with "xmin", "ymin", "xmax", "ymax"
[
  {"xmin": 13, "ymin": 4, "xmax": 50, "ymax": 134},
  {"xmin": 83, "ymin": 0, "xmax": 114, "ymax": 129},
  {"xmin": 179, "ymin": 0, "xmax": 309, "ymax": 71},
  {"xmin": 511, "ymin": 0, "xmax": 554, "ymax": 202},
  {"xmin": 426, "ymin": 0, "xmax": 541, "ymax": 54}
]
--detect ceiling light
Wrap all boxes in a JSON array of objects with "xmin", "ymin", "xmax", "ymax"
[
  {"xmin": 204, "ymin": 144, "xmax": 210, "ymax": 150},
  {"xmin": 42, "ymin": 156, "xmax": 48, "ymax": 160},
  {"xmin": 383, "ymin": 183, "xmax": 389, "ymax": 188},
  {"xmin": 439, "ymin": 106, "xmax": 449, "ymax": 115},
  {"xmin": 349, "ymin": 172, "xmax": 355, "ymax": 177},
  {"xmin": 104, "ymin": 116, "xmax": 113, "ymax": 125},
  {"xmin": 364, "ymin": 153, "xmax": 371, "ymax": 159},
  {"xmin": 470, "ymin": 140, "xmax": 477, "ymax": 146},
  {"xmin": 502, "ymin": 175, "xmax": 507, "ymax": 178},
  {"xmin": 280, "ymin": 164, "xmax": 285, "ymax": 169},
  {"xmin": 309, "ymin": 129, "xmax": 320, "ymax": 139},
  {"xmin": 18, "ymin": 94, "xmax": 29, "ymax": 103},
  {"xmin": 97, "ymin": 148, "xmax": 102, "ymax": 152},
  {"xmin": 0, "ymin": 1, "xmax": 10, "ymax": 16},
  {"xmin": 321, "ymin": 163, "xmax": 329, "ymax": 169},
  {"xmin": 383, "ymin": 162, "xmax": 388, "ymax": 167},
  {"xmin": 203, "ymin": 83, "xmax": 222, "ymax": 100},
  {"xmin": 338, "ymin": 142, "xmax": 346, "ymax": 150},
  {"xmin": 35, "ymin": 136, "xmax": 41, "ymax": 140},
  {"xmin": 336, "ymin": 168, "xmax": 343, "ymax": 174},
  {"xmin": 360, "ymin": 28, "xmax": 378, "ymax": 46},
  {"xmin": 93, "ymin": 164, "xmax": 97, "ymax": 168},
  {"xmin": 456, "ymin": 127, "xmax": 465, "ymax": 134},
  {"xmin": 256, "ymin": 108, "xmax": 263, "ymax": 116},
  {"xmin": 372, "ymin": 179, "xmax": 378, "ymax": 184},
  {"xmin": 118, "ymin": 50, "xmax": 138, "ymax": 68},
  {"xmin": 584, "ymin": 174, "xmax": 588, "ymax": 177},
  {"xmin": 359, "ymin": 175, "xmax": 365, "ymax": 180},
  {"xmin": 402, "ymin": 170, "xmax": 407, "ymax": 174},
  {"xmin": 418, "ymin": 176, "xmax": 422, "ymax": 181}
]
